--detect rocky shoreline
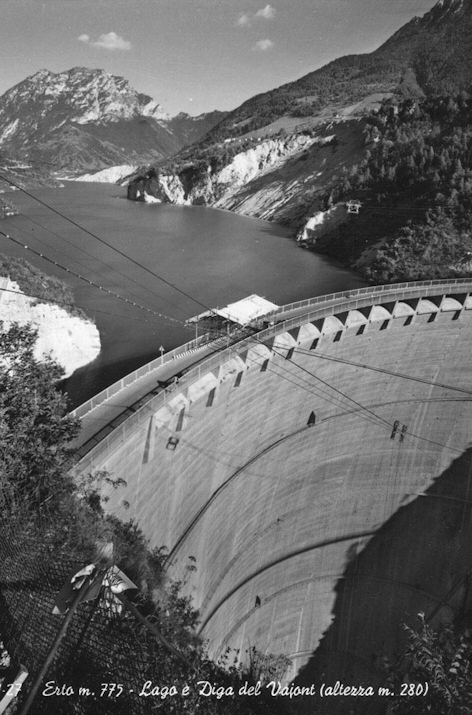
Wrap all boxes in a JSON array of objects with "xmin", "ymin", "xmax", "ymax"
[{"xmin": 0, "ymin": 278, "xmax": 100, "ymax": 378}]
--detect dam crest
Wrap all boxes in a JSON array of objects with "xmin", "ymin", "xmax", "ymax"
[{"xmin": 70, "ymin": 279, "xmax": 472, "ymax": 697}]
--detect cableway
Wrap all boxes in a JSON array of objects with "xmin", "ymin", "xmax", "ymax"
[
  {"xmin": 0, "ymin": 172, "xmax": 212, "ymax": 313},
  {"xmin": 0, "ymin": 228, "xmax": 189, "ymax": 330},
  {"xmin": 1, "ymin": 169, "xmax": 470, "ymax": 465},
  {"xmin": 11, "ymin": 208, "xmax": 192, "ymax": 317}
]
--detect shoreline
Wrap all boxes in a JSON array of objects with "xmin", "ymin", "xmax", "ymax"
[{"xmin": 0, "ymin": 278, "xmax": 100, "ymax": 378}]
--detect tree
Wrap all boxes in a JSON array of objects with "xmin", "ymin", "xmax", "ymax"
[
  {"xmin": 0, "ymin": 322, "xmax": 79, "ymax": 518},
  {"xmin": 0, "ymin": 322, "xmax": 291, "ymax": 715},
  {"xmin": 387, "ymin": 613, "xmax": 472, "ymax": 715}
]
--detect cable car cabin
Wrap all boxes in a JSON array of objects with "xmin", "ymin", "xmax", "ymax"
[{"xmin": 346, "ymin": 200, "xmax": 361, "ymax": 214}]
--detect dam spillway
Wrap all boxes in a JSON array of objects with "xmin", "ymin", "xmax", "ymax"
[{"xmin": 71, "ymin": 280, "xmax": 472, "ymax": 700}]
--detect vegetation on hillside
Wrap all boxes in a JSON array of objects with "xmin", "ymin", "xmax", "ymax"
[
  {"xmin": 198, "ymin": 2, "xmax": 472, "ymax": 146},
  {"xmin": 201, "ymin": 55, "xmax": 409, "ymax": 143},
  {"xmin": 315, "ymin": 93, "xmax": 472, "ymax": 281},
  {"xmin": 0, "ymin": 253, "xmax": 87, "ymax": 318},
  {"xmin": 0, "ymin": 322, "xmax": 290, "ymax": 715},
  {"xmin": 386, "ymin": 613, "xmax": 472, "ymax": 714}
]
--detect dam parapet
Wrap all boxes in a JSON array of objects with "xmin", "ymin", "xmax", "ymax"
[{"xmin": 70, "ymin": 278, "xmax": 472, "ymax": 710}]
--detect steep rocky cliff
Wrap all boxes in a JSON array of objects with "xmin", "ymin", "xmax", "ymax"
[
  {"xmin": 128, "ymin": 119, "xmax": 368, "ymax": 233},
  {"xmin": 0, "ymin": 278, "xmax": 100, "ymax": 378},
  {"xmin": 0, "ymin": 68, "xmax": 224, "ymax": 174}
]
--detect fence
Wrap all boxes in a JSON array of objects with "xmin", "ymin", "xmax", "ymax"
[
  {"xmin": 0, "ymin": 511, "xmax": 200, "ymax": 715},
  {"xmin": 70, "ymin": 332, "xmax": 210, "ymax": 420},
  {"xmin": 72, "ymin": 279, "xmax": 472, "ymax": 471},
  {"xmin": 71, "ymin": 278, "xmax": 472, "ymax": 423}
]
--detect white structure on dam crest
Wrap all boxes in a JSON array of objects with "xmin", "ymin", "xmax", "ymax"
[{"xmin": 70, "ymin": 279, "xmax": 472, "ymax": 694}]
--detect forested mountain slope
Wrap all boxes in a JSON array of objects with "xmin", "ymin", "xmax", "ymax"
[
  {"xmin": 199, "ymin": 0, "xmax": 472, "ymax": 144},
  {"xmin": 315, "ymin": 94, "xmax": 472, "ymax": 281},
  {"xmin": 128, "ymin": 0, "xmax": 472, "ymax": 283}
]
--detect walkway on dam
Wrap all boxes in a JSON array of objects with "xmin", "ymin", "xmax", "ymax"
[{"xmin": 70, "ymin": 279, "xmax": 472, "ymax": 458}]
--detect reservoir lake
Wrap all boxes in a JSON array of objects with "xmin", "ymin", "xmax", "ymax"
[{"xmin": 2, "ymin": 182, "xmax": 367, "ymax": 408}]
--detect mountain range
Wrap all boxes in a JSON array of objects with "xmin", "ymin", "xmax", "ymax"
[
  {"xmin": 0, "ymin": 67, "xmax": 226, "ymax": 174},
  {"xmin": 1, "ymin": 0, "xmax": 471, "ymax": 177},
  {"xmin": 1, "ymin": 0, "xmax": 472, "ymax": 284}
]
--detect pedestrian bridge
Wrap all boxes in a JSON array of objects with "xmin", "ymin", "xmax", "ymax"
[{"xmin": 70, "ymin": 278, "xmax": 472, "ymax": 703}]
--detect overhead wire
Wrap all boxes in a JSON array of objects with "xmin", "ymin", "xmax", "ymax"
[
  {"xmin": 231, "ymin": 327, "xmax": 464, "ymax": 464},
  {"xmin": 291, "ymin": 345, "xmax": 472, "ymax": 398},
  {"xmin": 3, "ymin": 220, "xmax": 192, "ymax": 329},
  {"xmin": 0, "ymin": 172, "xmax": 213, "ymax": 314},
  {"xmin": 238, "ymin": 341, "xmax": 389, "ymax": 433},
  {"xmin": 0, "ymin": 284, "xmax": 183, "ymax": 328},
  {"xmin": 0, "ymin": 227, "xmax": 192, "ymax": 330},
  {"xmin": 11, "ymin": 208, "xmax": 193, "ymax": 317},
  {"xmin": 265, "ymin": 341, "xmax": 464, "ymax": 457}
]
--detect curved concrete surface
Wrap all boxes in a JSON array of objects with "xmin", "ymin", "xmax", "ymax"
[{"xmin": 71, "ymin": 280, "xmax": 472, "ymax": 712}]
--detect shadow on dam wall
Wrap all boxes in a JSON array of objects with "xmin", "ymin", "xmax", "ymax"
[
  {"xmin": 292, "ymin": 444, "xmax": 472, "ymax": 714},
  {"xmin": 68, "ymin": 282, "xmax": 472, "ymax": 715}
]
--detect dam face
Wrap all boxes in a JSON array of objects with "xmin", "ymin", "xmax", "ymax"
[{"xmin": 72, "ymin": 282, "xmax": 472, "ymax": 700}]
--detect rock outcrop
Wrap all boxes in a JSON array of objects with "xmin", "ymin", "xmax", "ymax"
[
  {"xmin": 71, "ymin": 164, "xmax": 139, "ymax": 185},
  {"xmin": 0, "ymin": 68, "xmax": 224, "ymax": 174},
  {"xmin": 0, "ymin": 278, "xmax": 100, "ymax": 378},
  {"xmin": 128, "ymin": 120, "xmax": 367, "ymax": 229}
]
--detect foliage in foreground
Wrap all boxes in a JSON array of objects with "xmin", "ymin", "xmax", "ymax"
[
  {"xmin": 0, "ymin": 322, "xmax": 291, "ymax": 714},
  {"xmin": 387, "ymin": 613, "xmax": 472, "ymax": 715}
]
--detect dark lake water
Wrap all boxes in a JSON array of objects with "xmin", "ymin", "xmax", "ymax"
[{"xmin": 2, "ymin": 182, "xmax": 367, "ymax": 408}]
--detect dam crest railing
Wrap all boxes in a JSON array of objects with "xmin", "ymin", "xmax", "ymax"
[{"xmin": 71, "ymin": 278, "xmax": 472, "ymax": 435}]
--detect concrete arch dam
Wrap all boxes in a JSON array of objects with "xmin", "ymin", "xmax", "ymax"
[{"xmin": 71, "ymin": 280, "xmax": 472, "ymax": 697}]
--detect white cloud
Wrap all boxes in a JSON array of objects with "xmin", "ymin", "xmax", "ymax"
[
  {"xmin": 93, "ymin": 32, "xmax": 131, "ymax": 51},
  {"xmin": 254, "ymin": 39, "xmax": 274, "ymax": 51},
  {"xmin": 236, "ymin": 13, "xmax": 251, "ymax": 26},
  {"xmin": 79, "ymin": 31, "xmax": 131, "ymax": 51},
  {"xmin": 255, "ymin": 4, "xmax": 276, "ymax": 20},
  {"xmin": 237, "ymin": 4, "xmax": 275, "ymax": 27}
]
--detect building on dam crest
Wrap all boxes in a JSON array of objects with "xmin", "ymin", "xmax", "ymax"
[{"xmin": 70, "ymin": 279, "xmax": 472, "ymax": 709}]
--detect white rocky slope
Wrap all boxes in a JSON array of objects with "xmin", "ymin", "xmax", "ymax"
[
  {"xmin": 0, "ymin": 279, "xmax": 100, "ymax": 378},
  {"xmin": 134, "ymin": 119, "xmax": 368, "ymax": 238},
  {"xmin": 154, "ymin": 134, "xmax": 328, "ymax": 211},
  {"xmin": 72, "ymin": 164, "xmax": 139, "ymax": 185}
]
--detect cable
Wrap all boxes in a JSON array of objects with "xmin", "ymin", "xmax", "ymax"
[
  {"xmin": 270, "ymin": 342, "xmax": 394, "ymax": 430},
  {"xmin": 0, "ymin": 228, "xmax": 191, "ymax": 329},
  {"xmin": 6, "ymin": 220, "xmax": 192, "ymax": 330},
  {"xmin": 0, "ymin": 284, "xmax": 185, "ymax": 328},
  {"xmin": 248, "ymin": 335, "xmax": 464, "ymax": 458},
  {"xmin": 280, "ymin": 344, "xmax": 471, "ymax": 457},
  {"xmin": 292, "ymin": 346, "xmax": 472, "ymax": 398},
  {"xmin": 240, "ymin": 344, "xmax": 388, "ymax": 433},
  {"xmin": 277, "ymin": 342, "xmax": 464, "ymax": 454},
  {"xmin": 251, "ymin": 339, "xmax": 461, "ymax": 480},
  {"xmin": 12, "ymin": 210, "xmax": 192, "ymax": 317},
  {"xmin": 0, "ymin": 173, "xmax": 213, "ymax": 314}
]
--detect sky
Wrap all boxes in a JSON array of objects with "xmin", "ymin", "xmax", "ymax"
[{"xmin": 0, "ymin": 0, "xmax": 439, "ymax": 117}]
